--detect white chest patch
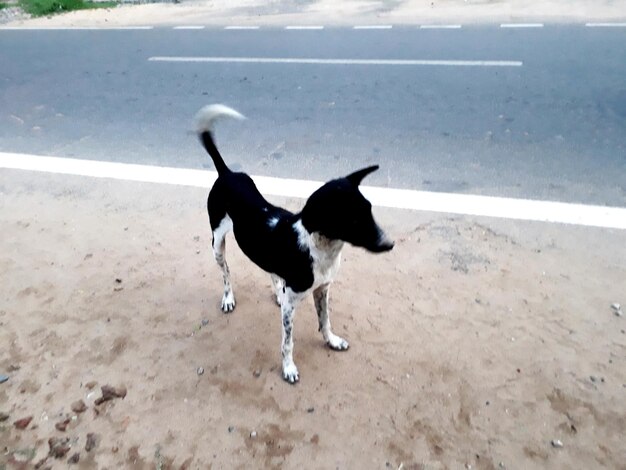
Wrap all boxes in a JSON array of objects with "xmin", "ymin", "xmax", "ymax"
[{"xmin": 293, "ymin": 219, "xmax": 343, "ymax": 289}]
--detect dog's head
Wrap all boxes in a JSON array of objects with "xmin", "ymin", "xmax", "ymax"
[{"xmin": 301, "ymin": 165, "xmax": 394, "ymax": 253}]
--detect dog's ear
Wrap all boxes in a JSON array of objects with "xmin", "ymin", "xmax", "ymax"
[{"xmin": 346, "ymin": 165, "xmax": 379, "ymax": 186}]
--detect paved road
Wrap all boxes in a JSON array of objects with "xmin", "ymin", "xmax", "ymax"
[{"xmin": 1, "ymin": 26, "xmax": 625, "ymax": 206}]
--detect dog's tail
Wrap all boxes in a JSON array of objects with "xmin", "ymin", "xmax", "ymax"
[{"xmin": 195, "ymin": 104, "xmax": 245, "ymax": 176}]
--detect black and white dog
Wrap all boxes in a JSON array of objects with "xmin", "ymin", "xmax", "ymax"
[{"xmin": 196, "ymin": 104, "xmax": 394, "ymax": 384}]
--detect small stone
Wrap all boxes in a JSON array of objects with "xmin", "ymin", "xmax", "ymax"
[
  {"xmin": 499, "ymin": 463, "xmax": 505, "ymax": 469},
  {"xmin": 68, "ymin": 452, "xmax": 80, "ymax": 464},
  {"xmin": 306, "ymin": 407, "xmax": 315, "ymax": 413},
  {"xmin": 94, "ymin": 385, "xmax": 127, "ymax": 405},
  {"xmin": 14, "ymin": 416, "xmax": 33, "ymax": 429},
  {"xmin": 253, "ymin": 369, "xmax": 261, "ymax": 378},
  {"xmin": 197, "ymin": 367, "xmax": 204, "ymax": 376},
  {"xmin": 611, "ymin": 303, "xmax": 621, "ymax": 311},
  {"xmin": 111, "ymin": 446, "xmax": 119, "ymax": 453},
  {"xmin": 0, "ymin": 374, "xmax": 9, "ymax": 384},
  {"xmin": 551, "ymin": 439, "xmax": 563, "ymax": 448},
  {"xmin": 48, "ymin": 437, "xmax": 71, "ymax": 458},
  {"xmin": 196, "ymin": 250, "xmax": 201, "ymax": 254},
  {"xmin": 0, "ymin": 411, "xmax": 9, "ymax": 421},
  {"xmin": 71, "ymin": 400, "xmax": 87, "ymax": 413},
  {"xmin": 250, "ymin": 431, "xmax": 257, "ymax": 438},
  {"xmin": 85, "ymin": 433, "xmax": 98, "ymax": 452},
  {"xmin": 85, "ymin": 381, "xmax": 97, "ymax": 390},
  {"xmin": 228, "ymin": 426, "xmax": 234, "ymax": 433},
  {"xmin": 201, "ymin": 318, "xmax": 209, "ymax": 327},
  {"xmin": 55, "ymin": 419, "xmax": 70, "ymax": 432},
  {"xmin": 115, "ymin": 278, "xmax": 122, "ymax": 284},
  {"xmin": 7, "ymin": 364, "xmax": 20, "ymax": 372},
  {"xmin": 590, "ymin": 376, "xmax": 597, "ymax": 383}
]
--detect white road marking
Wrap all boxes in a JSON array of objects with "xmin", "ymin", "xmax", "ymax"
[
  {"xmin": 173, "ymin": 25, "xmax": 205, "ymax": 30},
  {"xmin": 285, "ymin": 25, "xmax": 324, "ymax": 30},
  {"xmin": 420, "ymin": 25, "xmax": 462, "ymax": 29},
  {"xmin": 0, "ymin": 26, "xmax": 154, "ymax": 30},
  {"xmin": 1, "ymin": 152, "xmax": 624, "ymax": 230},
  {"xmin": 353, "ymin": 25, "xmax": 393, "ymax": 29},
  {"xmin": 148, "ymin": 56, "xmax": 523, "ymax": 67},
  {"xmin": 224, "ymin": 25, "xmax": 260, "ymax": 30},
  {"xmin": 585, "ymin": 22, "xmax": 626, "ymax": 27},
  {"xmin": 500, "ymin": 23, "xmax": 544, "ymax": 28}
]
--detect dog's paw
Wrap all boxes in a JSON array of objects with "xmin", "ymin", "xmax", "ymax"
[
  {"xmin": 221, "ymin": 292, "xmax": 236, "ymax": 313},
  {"xmin": 326, "ymin": 333, "xmax": 349, "ymax": 351},
  {"xmin": 274, "ymin": 293, "xmax": 282, "ymax": 307},
  {"xmin": 282, "ymin": 362, "xmax": 299, "ymax": 384}
]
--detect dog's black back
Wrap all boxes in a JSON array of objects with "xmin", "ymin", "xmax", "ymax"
[{"xmin": 208, "ymin": 171, "xmax": 315, "ymax": 292}]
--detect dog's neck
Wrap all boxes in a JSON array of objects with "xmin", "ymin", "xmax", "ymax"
[{"xmin": 294, "ymin": 219, "xmax": 344, "ymax": 261}]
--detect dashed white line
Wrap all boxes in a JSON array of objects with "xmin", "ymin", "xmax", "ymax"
[
  {"xmin": 353, "ymin": 25, "xmax": 393, "ymax": 29},
  {"xmin": 224, "ymin": 25, "xmax": 260, "ymax": 30},
  {"xmin": 420, "ymin": 24, "xmax": 462, "ymax": 29},
  {"xmin": 0, "ymin": 26, "xmax": 154, "ymax": 30},
  {"xmin": 500, "ymin": 23, "xmax": 544, "ymax": 28},
  {"xmin": 148, "ymin": 56, "xmax": 523, "ymax": 67},
  {"xmin": 173, "ymin": 25, "xmax": 205, "ymax": 30},
  {"xmin": 285, "ymin": 25, "xmax": 324, "ymax": 30},
  {"xmin": 1, "ymin": 152, "xmax": 624, "ymax": 230},
  {"xmin": 585, "ymin": 22, "xmax": 626, "ymax": 27}
]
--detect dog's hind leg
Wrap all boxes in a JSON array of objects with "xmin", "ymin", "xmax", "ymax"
[
  {"xmin": 313, "ymin": 283, "xmax": 349, "ymax": 351},
  {"xmin": 270, "ymin": 274, "xmax": 284, "ymax": 306},
  {"xmin": 211, "ymin": 215, "xmax": 235, "ymax": 313}
]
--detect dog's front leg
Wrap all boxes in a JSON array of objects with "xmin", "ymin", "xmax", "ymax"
[
  {"xmin": 280, "ymin": 288, "xmax": 304, "ymax": 384},
  {"xmin": 313, "ymin": 283, "xmax": 349, "ymax": 351}
]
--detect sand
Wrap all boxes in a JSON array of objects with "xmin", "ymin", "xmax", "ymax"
[
  {"xmin": 1, "ymin": 168, "xmax": 625, "ymax": 469},
  {"xmin": 4, "ymin": 0, "xmax": 626, "ymax": 27}
]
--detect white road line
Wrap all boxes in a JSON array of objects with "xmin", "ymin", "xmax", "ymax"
[
  {"xmin": 148, "ymin": 56, "xmax": 523, "ymax": 67},
  {"xmin": 173, "ymin": 25, "xmax": 205, "ymax": 30},
  {"xmin": 1, "ymin": 152, "xmax": 624, "ymax": 230},
  {"xmin": 500, "ymin": 23, "xmax": 544, "ymax": 28},
  {"xmin": 353, "ymin": 25, "xmax": 393, "ymax": 29},
  {"xmin": 0, "ymin": 26, "xmax": 154, "ymax": 30},
  {"xmin": 419, "ymin": 25, "xmax": 462, "ymax": 29},
  {"xmin": 224, "ymin": 25, "xmax": 260, "ymax": 30},
  {"xmin": 585, "ymin": 22, "xmax": 626, "ymax": 27},
  {"xmin": 285, "ymin": 25, "xmax": 324, "ymax": 30}
]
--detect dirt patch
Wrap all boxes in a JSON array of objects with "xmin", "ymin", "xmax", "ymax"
[{"xmin": 0, "ymin": 169, "xmax": 625, "ymax": 468}]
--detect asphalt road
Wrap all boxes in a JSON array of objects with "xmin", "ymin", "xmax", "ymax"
[{"xmin": 1, "ymin": 26, "xmax": 625, "ymax": 206}]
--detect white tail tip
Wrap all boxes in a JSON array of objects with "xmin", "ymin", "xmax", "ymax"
[{"xmin": 195, "ymin": 104, "xmax": 246, "ymax": 134}]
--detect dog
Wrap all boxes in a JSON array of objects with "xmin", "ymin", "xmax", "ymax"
[{"xmin": 196, "ymin": 104, "xmax": 394, "ymax": 384}]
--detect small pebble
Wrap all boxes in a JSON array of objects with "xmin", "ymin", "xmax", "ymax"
[
  {"xmin": 0, "ymin": 374, "xmax": 8, "ymax": 384},
  {"xmin": 611, "ymin": 303, "xmax": 621, "ymax": 311},
  {"xmin": 499, "ymin": 463, "xmax": 505, "ymax": 469},
  {"xmin": 307, "ymin": 407, "xmax": 315, "ymax": 413},
  {"xmin": 228, "ymin": 426, "xmax": 234, "ymax": 433},
  {"xmin": 551, "ymin": 439, "xmax": 563, "ymax": 448},
  {"xmin": 197, "ymin": 367, "xmax": 204, "ymax": 376},
  {"xmin": 71, "ymin": 400, "xmax": 87, "ymax": 413},
  {"xmin": 201, "ymin": 319, "xmax": 209, "ymax": 327},
  {"xmin": 0, "ymin": 411, "xmax": 9, "ymax": 422},
  {"xmin": 250, "ymin": 431, "xmax": 257, "ymax": 438},
  {"xmin": 253, "ymin": 369, "xmax": 261, "ymax": 378},
  {"xmin": 85, "ymin": 433, "xmax": 98, "ymax": 452},
  {"xmin": 14, "ymin": 416, "xmax": 33, "ymax": 429},
  {"xmin": 590, "ymin": 376, "xmax": 597, "ymax": 383},
  {"xmin": 68, "ymin": 452, "xmax": 80, "ymax": 464}
]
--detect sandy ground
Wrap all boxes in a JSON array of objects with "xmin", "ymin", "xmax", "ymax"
[
  {"xmin": 0, "ymin": 168, "xmax": 625, "ymax": 469},
  {"xmin": 4, "ymin": 0, "xmax": 626, "ymax": 27}
]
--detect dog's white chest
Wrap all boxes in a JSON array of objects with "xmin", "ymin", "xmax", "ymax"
[
  {"xmin": 294, "ymin": 220, "xmax": 343, "ymax": 289},
  {"xmin": 309, "ymin": 234, "xmax": 342, "ymax": 287}
]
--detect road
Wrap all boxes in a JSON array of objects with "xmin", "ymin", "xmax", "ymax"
[{"xmin": 1, "ymin": 26, "xmax": 625, "ymax": 206}]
